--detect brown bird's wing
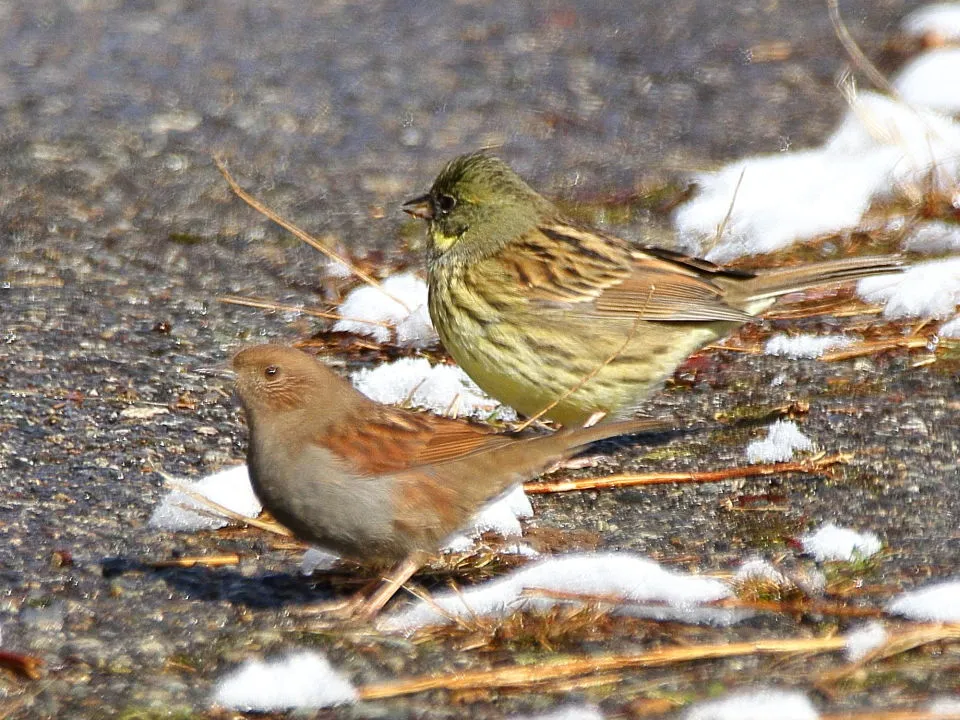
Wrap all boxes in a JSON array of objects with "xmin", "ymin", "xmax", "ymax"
[
  {"xmin": 318, "ymin": 404, "xmax": 510, "ymax": 475},
  {"xmin": 390, "ymin": 469, "xmax": 467, "ymax": 550},
  {"xmin": 476, "ymin": 220, "xmax": 755, "ymax": 323}
]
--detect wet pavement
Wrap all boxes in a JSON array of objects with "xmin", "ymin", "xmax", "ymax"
[{"xmin": 1, "ymin": 0, "xmax": 957, "ymax": 717}]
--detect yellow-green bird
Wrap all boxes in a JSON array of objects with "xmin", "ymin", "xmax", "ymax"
[{"xmin": 403, "ymin": 153, "xmax": 903, "ymax": 426}]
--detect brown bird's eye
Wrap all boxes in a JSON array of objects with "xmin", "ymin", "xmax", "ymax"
[
  {"xmin": 264, "ymin": 365, "xmax": 279, "ymax": 377},
  {"xmin": 436, "ymin": 194, "xmax": 457, "ymax": 214}
]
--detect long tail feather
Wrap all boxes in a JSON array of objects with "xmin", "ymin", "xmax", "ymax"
[{"xmin": 736, "ymin": 255, "xmax": 905, "ymax": 303}]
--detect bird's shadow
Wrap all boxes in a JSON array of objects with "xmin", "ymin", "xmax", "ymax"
[{"xmin": 102, "ymin": 557, "xmax": 361, "ymax": 610}]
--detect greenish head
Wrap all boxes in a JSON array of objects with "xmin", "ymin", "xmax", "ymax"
[{"xmin": 403, "ymin": 153, "xmax": 549, "ymax": 259}]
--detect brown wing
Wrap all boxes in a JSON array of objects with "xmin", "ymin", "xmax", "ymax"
[
  {"xmin": 319, "ymin": 404, "xmax": 509, "ymax": 475},
  {"xmin": 475, "ymin": 220, "xmax": 755, "ymax": 323},
  {"xmin": 390, "ymin": 470, "xmax": 466, "ymax": 550}
]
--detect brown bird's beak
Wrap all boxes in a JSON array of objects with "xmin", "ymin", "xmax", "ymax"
[
  {"xmin": 402, "ymin": 194, "xmax": 434, "ymax": 220},
  {"xmin": 195, "ymin": 364, "xmax": 237, "ymax": 381}
]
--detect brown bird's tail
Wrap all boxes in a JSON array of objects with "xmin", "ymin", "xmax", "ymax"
[
  {"xmin": 555, "ymin": 416, "xmax": 676, "ymax": 448},
  {"xmin": 426, "ymin": 416, "xmax": 674, "ymax": 517},
  {"xmin": 730, "ymin": 255, "xmax": 905, "ymax": 307}
]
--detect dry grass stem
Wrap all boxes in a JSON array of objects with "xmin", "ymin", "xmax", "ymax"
[
  {"xmin": 160, "ymin": 473, "xmax": 293, "ymax": 537},
  {"xmin": 764, "ymin": 298, "xmax": 884, "ymax": 320},
  {"xmin": 217, "ymin": 294, "xmax": 393, "ymax": 328},
  {"xmin": 357, "ymin": 635, "xmax": 849, "ymax": 700},
  {"xmin": 519, "ymin": 587, "xmax": 887, "ymax": 619},
  {"xmin": 716, "ymin": 167, "xmax": 746, "ymax": 242},
  {"xmin": 820, "ymin": 336, "xmax": 929, "ymax": 361},
  {"xmin": 212, "ymin": 156, "xmax": 410, "ymax": 310},
  {"xmin": 147, "ymin": 554, "xmax": 242, "ymax": 569},
  {"xmin": 816, "ymin": 623, "xmax": 960, "ymax": 685},
  {"xmin": 524, "ymin": 453, "xmax": 849, "ymax": 493},
  {"xmin": 827, "ymin": 0, "xmax": 898, "ymax": 97}
]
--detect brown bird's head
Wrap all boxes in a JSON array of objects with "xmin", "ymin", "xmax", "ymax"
[
  {"xmin": 402, "ymin": 153, "xmax": 550, "ymax": 261},
  {"xmin": 231, "ymin": 345, "xmax": 358, "ymax": 422}
]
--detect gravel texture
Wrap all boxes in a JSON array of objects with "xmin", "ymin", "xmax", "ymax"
[{"xmin": 1, "ymin": 0, "xmax": 958, "ymax": 717}]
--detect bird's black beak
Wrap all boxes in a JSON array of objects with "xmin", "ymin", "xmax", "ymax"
[{"xmin": 402, "ymin": 194, "xmax": 434, "ymax": 220}]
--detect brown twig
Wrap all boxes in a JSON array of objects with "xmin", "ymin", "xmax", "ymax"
[
  {"xmin": 217, "ymin": 295, "xmax": 393, "ymax": 328},
  {"xmin": 147, "ymin": 554, "xmax": 242, "ymax": 569},
  {"xmin": 357, "ymin": 635, "xmax": 848, "ymax": 700},
  {"xmin": 820, "ymin": 336, "xmax": 929, "ymax": 361},
  {"xmin": 0, "ymin": 649, "xmax": 44, "ymax": 680},
  {"xmin": 524, "ymin": 453, "xmax": 849, "ymax": 493},
  {"xmin": 764, "ymin": 299, "xmax": 884, "ymax": 320},
  {"xmin": 816, "ymin": 623, "xmax": 960, "ymax": 685},
  {"xmin": 212, "ymin": 156, "xmax": 410, "ymax": 311},
  {"xmin": 159, "ymin": 473, "xmax": 293, "ymax": 537},
  {"xmin": 519, "ymin": 587, "xmax": 886, "ymax": 619}
]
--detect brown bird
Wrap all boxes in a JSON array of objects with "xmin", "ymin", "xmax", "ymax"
[
  {"xmin": 231, "ymin": 344, "xmax": 671, "ymax": 619},
  {"xmin": 403, "ymin": 153, "xmax": 905, "ymax": 426}
]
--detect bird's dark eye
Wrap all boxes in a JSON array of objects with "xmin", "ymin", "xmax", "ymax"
[
  {"xmin": 436, "ymin": 194, "xmax": 457, "ymax": 214},
  {"xmin": 264, "ymin": 365, "xmax": 279, "ymax": 377}
]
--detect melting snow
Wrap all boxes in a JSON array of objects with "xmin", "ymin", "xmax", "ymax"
[
  {"xmin": 149, "ymin": 465, "xmax": 261, "ymax": 531},
  {"xmin": 351, "ymin": 357, "xmax": 516, "ymax": 420},
  {"xmin": 764, "ymin": 334, "xmax": 853, "ymax": 359},
  {"xmin": 887, "ymin": 579, "xmax": 960, "ymax": 622},
  {"xmin": 745, "ymin": 420, "xmax": 814, "ymax": 464},
  {"xmin": 682, "ymin": 688, "xmax": 819, "ymax": 720},
  {"xmin": 212, "ymin": 650, "xmax": 357, "ymax": 711},
  {"xmin": 333, "ymin": 272, "xmax": 437, "ymax": 347},
  {"xmin": 380, "ymin": 552, "xmax": 744, "ymax": 633},
  {"xmin": 800, "ymin": 523, "xmax": 882, "ymax": 562}
]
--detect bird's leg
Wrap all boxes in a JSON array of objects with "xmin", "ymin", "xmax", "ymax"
[
  {"xmin": 291, "ymin": 552, "xmax": 427, "ymax": 621},
  {"xmin": 291, "ymin": 576, "xmax": 382, "ymax": 618},
  {"xmin": 352, "ymin": 552, "xmax": 427, "ymax": 621}
]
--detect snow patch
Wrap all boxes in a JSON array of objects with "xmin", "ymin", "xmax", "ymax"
[
  {"xmin": 939, "ymin": 315, "xmax": 960, "ymax": 337},
  {"xmin": 333, "ymin": 273, "xmax": 437, "ymax": 347},
  {"xmin": 380, "ymin": 552, "xmax": 744, "ymax": 633},
  {"xmin": 857, "ymin": 257, "xmax": 960, "ymax": 319},
  {"xmin": 746, "ymin": 420, "xmax": 813, "ymax": 464},
  {"xmin": 929, "ymin": 696, "xmax": 960, "ymax": 715},
  {"xmin": 844, "ymin": 621, "xmax": 889, "ymax": 661},
  {"xmin": 903, "ymin": 221, "xmax": 960, "ymax": 254},
  {"xmin": 903, "ymin": 3, "xmax": 960, "ymax": 41},
  {"xmin": 682, "ymin": 688, "xmax": 819, "ymax": 720},
  {"xmin": 674, "ymin": 89, "xmax": 960, "ymax": 262},
  {"xmin": 674, "ymin": 148, "xmax": 889, "ymax": 262},
  {"xmin": 887, "ymin": 579, "xmax": 960, "ymax": 622},
  {"xmin": 800, "ymin": 523, "xmax": 882, "ymax": 562},
  {"xmin": 149, "ymin": 465, "xmax": 261, "ymax": 531},
  {"xmin": 894, "ymin": 48, "xmax": 960, "ymax": 114},
  {"xmin": 764, "ymin": 334, "xmax": 853, "ymax": 359},
  {"xmin": 441, "ymin": 485, "xmax": 533, "ymax": 552},
  {"xmin": 351, "ymin": 357, "xmax": 515, "ymax": 420},
  {"xmin": 212, "ymin": 650, "xmax": 357, "ymax": 711},
  {"xmin": 733, "ymin": 558, "xmax": 790, "ymax": 587}
]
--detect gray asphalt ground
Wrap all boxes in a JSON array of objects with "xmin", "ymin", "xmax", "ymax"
[{"xmin": 1, "ymin": 1, "xmax": 958, "ymax": 717}]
